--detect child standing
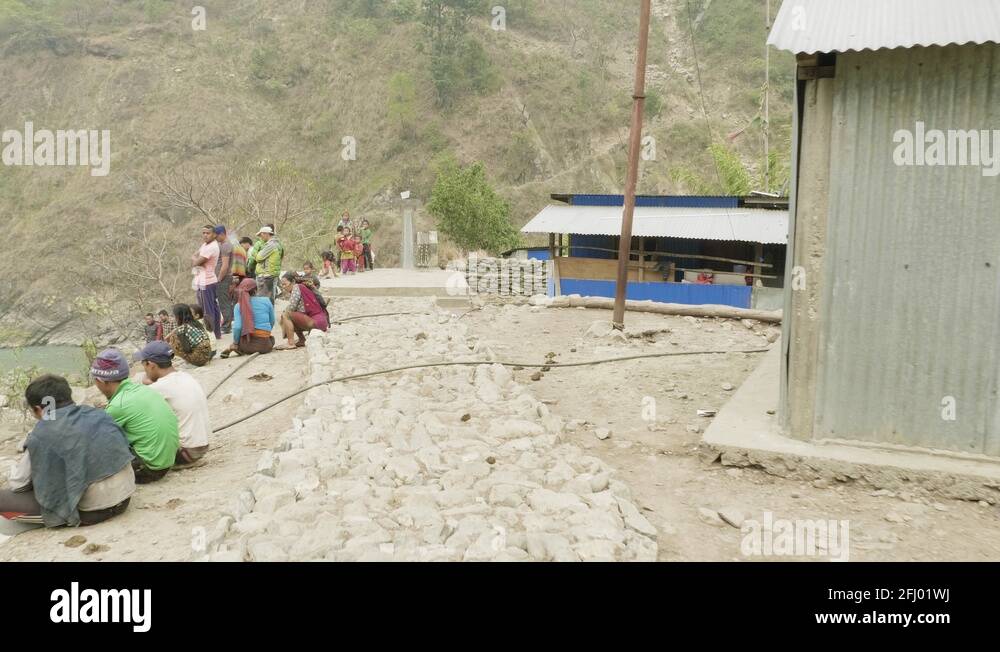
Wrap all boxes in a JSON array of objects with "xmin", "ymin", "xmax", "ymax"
[
  {"xmin": 338, "ymin": 228, "xmax": 357, "ymax": 275},
  {"xmin": 353, "ymin": 235, "xmax": 365, "ymax": 272},
  {"xmin": 143, "ymin": 313, "xmax": 160, "ymax": 343},
  {"xmin": 360, "ymin": 220, "xmax": 374, "ymax": 272}
]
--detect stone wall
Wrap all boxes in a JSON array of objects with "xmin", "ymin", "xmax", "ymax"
[{"xmin": 448, "ymin": 256, "xmax": 550, "ymax": 298}]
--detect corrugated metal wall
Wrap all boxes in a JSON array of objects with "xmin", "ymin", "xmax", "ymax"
[
  {"xmin": 813, "ymin": 44, "xmax": 1000, "ymax": 456},
  {"xmin": 569, "ymin": 234, "xmax": 617, "ymax": 259},
  {"xmin": 558, "ymin": 279, "xmax": 752, "ymax": 308}
]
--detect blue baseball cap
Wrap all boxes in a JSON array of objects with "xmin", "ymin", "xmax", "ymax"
[{"xmin": 133, "ymin": 341, "xmax": 175, "ymax": 365}]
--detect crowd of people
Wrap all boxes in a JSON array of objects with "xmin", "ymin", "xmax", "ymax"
[
  {"xmin": 320, "ymin": 211, "xmax": 374, "ymax": 278},
  {"xmin": 0, "ymin": 342, "xmax": 208, "ymax": 529},
  {"xmin": 143, "ymin": 213, "xmax": 376, "ymax": 360},
  {"xmin": 0, "ymin": 213, "xmax": 377, "ymax": 532}
]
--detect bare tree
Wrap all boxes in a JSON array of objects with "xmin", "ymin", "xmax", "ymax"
[
  {"xmin": 94, "ymin": 217, "xmax": 187, "ymax": 306},
  {"xmin": 233, "ymin": 161, "xmax": 325, "ymax": 235},
  {"xmin": 67, "ymin": 217, "xmax": 187, "ymax": 347},
  {"xmin": 143, "ymin": 168, "xmax": 237, "ymax": 225},
  {"xmin": 75, "ymin": 161, "xmax": 331, "ymax": 344}
]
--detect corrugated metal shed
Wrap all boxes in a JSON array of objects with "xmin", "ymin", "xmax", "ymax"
[
  {"xmin": 768, "ymin": 0, "xmax": 1000, "ymax": 54},
  {"xmin": 810, "ymin": 46, "xmax": 1000, "ymax": 456},
  {"xmin": 521, "ymin": 205, "xmax": 788, "ymax": 244}
]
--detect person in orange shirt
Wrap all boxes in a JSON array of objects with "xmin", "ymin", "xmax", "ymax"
[{"xmin": 353, "ymin": 235, "xmax": 365, "ymax": 272}]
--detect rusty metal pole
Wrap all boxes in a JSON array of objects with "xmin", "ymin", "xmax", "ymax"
[{"xmin": 612, "ymin": 0, "xmax": 653, "ymax": 330}]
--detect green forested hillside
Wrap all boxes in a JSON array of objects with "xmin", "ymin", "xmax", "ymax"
[{"xmin": 0, "ymin": 0, "xmax": 794, "ymax": 345}]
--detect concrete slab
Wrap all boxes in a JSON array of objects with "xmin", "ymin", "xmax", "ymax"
[
  {"xmin": 703, "ymin": 343, "xmax": 1000, "ymax": 502},
  {"xmin": 435, "ymin": 296, "xmax": 472, "ymax": 310},
  {"xmin": 321, "ymin": 268, "xmax": 458, "ymax": 297}
]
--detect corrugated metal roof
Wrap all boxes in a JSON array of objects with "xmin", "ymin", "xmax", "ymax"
[
  {"xmin": 521, "ymin": 205, "xmax": 788, "ymax": 244},
  {"xmin": 768, "ymin": 0, "xmax": 1000, "ymax": 54},
  {"xmin": 566, "ymin": 194, "xmax": 740, "ymax": 208}
]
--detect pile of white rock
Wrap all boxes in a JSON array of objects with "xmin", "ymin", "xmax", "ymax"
[
  {"xmin": 446, "ymin": 256, "xmax": 549, "ymax": 298},
  {"xmin": 205, "ymin": 298, "xmax": 657, "ymax": 562}
]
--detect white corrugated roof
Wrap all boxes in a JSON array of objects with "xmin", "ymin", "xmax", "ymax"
[
  {"xmin": 520, "ymin": 205, "xmax": 788, "ymax": 245},
  {"xmin": 768, "ymin": 0, "xmax": 1000, "ymax": 54}
]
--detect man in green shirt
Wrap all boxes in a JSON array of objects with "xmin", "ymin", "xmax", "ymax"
[
  {"xmin": 254, "ymin": 225, "xmax": 284, "ymax": 304},
  {"xmin": 91, "ymin": 349, "xmax": 179, "ymax": 484}
]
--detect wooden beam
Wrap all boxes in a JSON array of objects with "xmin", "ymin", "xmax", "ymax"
[
  {"xmin": 753, "ymin": 243, "xmax": 763, "ymax": 284},
  {"xmin": 638, "ymin": 238, "xmax": 646, "ymax": 282},
  {"xmin": 798, "ymin": 65, "xmax": 836, "ymax": 80},
  {"xmin": 675, "ymin": 266, "xmax": 778, "ymax": 280},
  {"xmin": 548, "ymin": 233, "xmax": 561, "ymax": 296},
  {"xmin": 571, "ymin": 296, "xmax": 782, "ymax": 323},
  {"xmin": 553, "ymin": 245, "xmax": 774, "ymax": 269}
]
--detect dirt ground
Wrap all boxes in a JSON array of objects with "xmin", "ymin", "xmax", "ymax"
[
  {"xmin": 1, "ymin": 296, "xmax": 999, "ymax": 561},
  {"xmin": 461, "ymin": 302, "xmax": 1000, "ymax": 562},
  {"xmin": 0, "ymin": 334, "xmax": 310, "ymax": 561}
]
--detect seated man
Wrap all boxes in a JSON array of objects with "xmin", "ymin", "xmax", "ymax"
[
  {"xmin": 0, "ymin": 375, "xmax": 135, "ymax": 530},
  {"xmin": 91, "ymin": 348, "xmax": 179, "ymax": 484},
  {"xmin": 134, "ymin": 341, "xmax": 211, "ymax": 465}
]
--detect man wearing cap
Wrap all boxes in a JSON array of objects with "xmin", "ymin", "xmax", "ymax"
[
  {"xmin": 214, "ymin": 225, "xmax": 236, "ymax": 335},
  {"xmin": 91, "ymin": 349, "xmax": 179, "ymax": 484},
  {"xmin": 192, "ymin": 224, "xmax": 223, "ymax": 340},
  {"xmin": 135, "ymin": 342, "xmax": 211, "ymax": 465},
  {"xmin": 254, "ymin": 225, "xmax": 283, "ymax": 304}
]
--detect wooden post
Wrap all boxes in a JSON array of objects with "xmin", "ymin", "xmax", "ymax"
[
  {"xmin": 754, "ymin": 243, "xmax": 764, "ymax": 285},
  {"xmin": 612, "ymin": 0, "xmax": 652, "ymax": 329},
  {"xmin": 638, "ymin": 238, "xmax": 646, "ymax": 282},
  {"xmin": 549, "ymin": 233, "xmax": 562, "ymax": 296}
]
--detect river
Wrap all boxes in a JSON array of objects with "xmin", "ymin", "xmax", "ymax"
[{"xmin": 0, "ymin": 345, "xmax": 91, "ymax": 377}]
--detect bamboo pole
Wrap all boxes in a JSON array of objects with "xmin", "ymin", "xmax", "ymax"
[{"xmin": 574, "ymin": 296, "xmax": 782, "ymax": 323}]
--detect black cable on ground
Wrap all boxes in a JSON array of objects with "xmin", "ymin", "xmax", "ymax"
[
  {"xmin": 331, "ymin": 312, "xmax": 429, "ymax": 325},
  {"xmin": 206, "ymin": 353, "xmax": 260, "ymax": 399},
  {"xmin": 212, "ymin": 347, "xmax": 770, "ymax": 433},
  {"xmin": 205, "ymin": 312, "xmax": 429, "ymax": 398}
]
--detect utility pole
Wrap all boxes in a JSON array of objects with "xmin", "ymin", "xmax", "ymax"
[
  {"xmin": 612, "ymin": 0, "xmax": 653, "ymax": 330},
  {"xmin": 764, "ymin": 0, "xmax": 771, "ymax": 191}
]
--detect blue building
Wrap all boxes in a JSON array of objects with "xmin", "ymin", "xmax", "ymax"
[{"xmin": 519, "ymin": 194, "xmax": 788, "ymax": 309}]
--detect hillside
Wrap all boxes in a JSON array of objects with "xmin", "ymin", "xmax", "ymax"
[{"xmin": 0, "ymin": 0, "xmax": 794, "ymax": 346}]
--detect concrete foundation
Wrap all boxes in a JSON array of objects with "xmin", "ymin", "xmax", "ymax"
[
  {"xmin": 321, "ymin": 268, "xmax": 456, "ymax": 297},
  {"xmin": 704, "ymin": 344, "xmax": 1000, "ymax": 503}
]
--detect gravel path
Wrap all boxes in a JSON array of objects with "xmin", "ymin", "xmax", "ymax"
[{"xmin": 210, "ymin": 298, "xmax": 658, "ymax": 561}]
